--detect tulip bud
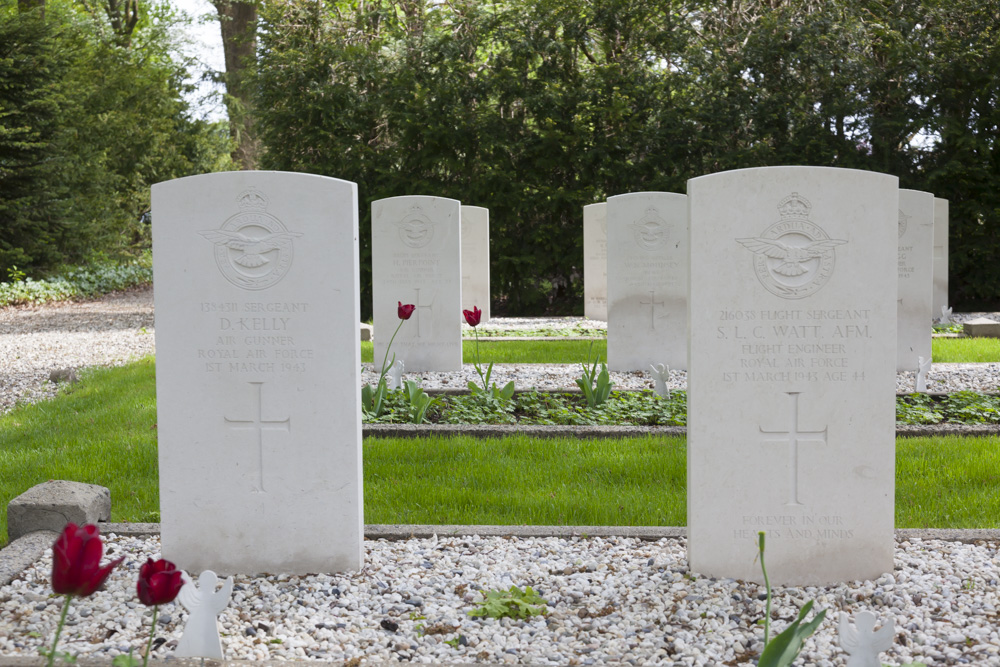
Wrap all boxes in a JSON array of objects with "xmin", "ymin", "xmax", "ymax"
[
  {"xmin": 137, "ymin": 558, "xmax": 184, "ymax": 606},
  {"xmin": 398, "ymin": 301, "xmax": 416, "ymax": 320},
  {"xmin": 463, "ymin": 306, "xmax": 482, "ymax": 327},
  {"xmin": 51, "ymin": 523, "xmax": 123, "ymax": 598}
]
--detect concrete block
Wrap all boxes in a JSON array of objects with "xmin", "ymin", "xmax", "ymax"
[
  {"xmin": 964, "ymin": 317, "xmax": 1000, "ymax": 338},
  {"xmin": 360, "ymin": 323, "xmax": 373, "ymax": 342},
  {"xmin": 7, "ymin": 480, "xmax": 111, "ymax": 541}
]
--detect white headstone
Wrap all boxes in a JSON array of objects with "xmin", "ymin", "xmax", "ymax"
[
  {"xmin": 687, "ymin": 166, "xmax": 898, "ymax": 585},
  {"xmin": 372, "ymin": 196, "xmax": 462, "ymax": 372},
  {"xmin": 461, "ymin": 205, "xmax": 490, "ymax": 323},
  {"xmin": 933, "ymin": 197, "xmax": 949, "ymax": 316},
  {"xmin": 152, "ymin": 171, "xmax": 363, "ymax": 575},
  {"xmin": 606, "ymin": 192, "xmax": 688, "ymax": 371},
  {"xmin": 583, "ymin": 203, "xmax": 608, "ymax": 321},
  {"xmin": 897, "ymin": 189, "xmax": 935, "ymax": 372}
]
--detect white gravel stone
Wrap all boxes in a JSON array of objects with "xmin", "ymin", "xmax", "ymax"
[{"xmin": 3, "ymin": 534, "xmax": 1000, "ymax": 665}]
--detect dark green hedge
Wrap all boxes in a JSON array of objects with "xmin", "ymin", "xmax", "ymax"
[{"xmin": 253, "ymin": 0, "xmax": 1000, "ymax": 317}]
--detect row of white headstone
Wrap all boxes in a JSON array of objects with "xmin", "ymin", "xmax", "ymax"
[
  {"xmin": 585, "ymin": 190, "xmax": 950, "ymax": 374},
  {"xmin": 152, "ymin": 166, "xmax": 907, "ymax": 586},
  {"xmin": 371, "ymin": 197, "xmax": 491, "ymax": 373}
]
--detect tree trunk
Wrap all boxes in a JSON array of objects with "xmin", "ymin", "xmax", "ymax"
[{"xmin": 213, "ymin": 0, "xmax": 259, "ymax": 170}]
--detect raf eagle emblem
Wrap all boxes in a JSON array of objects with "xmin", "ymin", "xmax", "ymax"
[
  {"xmin": 735, "ymin": 237, "xmax": 847, "ymax": 277},
  {"xmin": 199, "ymin": 230, "xmax": 303, "ymax": 268}
]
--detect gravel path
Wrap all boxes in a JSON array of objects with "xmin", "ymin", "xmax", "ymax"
[
  {"xmin": 0, "ymin": 288, "xmax": 155, "ymax": 414},
  {"xmin": 3, "ymin": 533, "xmax": 1000, "ymax": 666},
  {"xmin": 1, "ymin": 288, "xmax": 998, "ymax": 416}
]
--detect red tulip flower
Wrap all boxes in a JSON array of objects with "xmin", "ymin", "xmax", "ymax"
[
  {"xmin": 398, "ymin": 301, "xmax": 415, "ymax": 320},
  {"xmin": 137, "ymin": 558, "xmax": 183, "ymax": 606},
  {"xmin": 46, "ymin": 523, "xmax": 123, "ymax": 667},
  {"xmin": 135, "ymin": 558, "xmax": 184, "ymax": 666},
  {"xmin": 463, "ymin": 306, "xmax": 482, "ymax": 328},
  {"xmin": 51, "ymin": 523, "xmax": 122, "ymax": 597}
]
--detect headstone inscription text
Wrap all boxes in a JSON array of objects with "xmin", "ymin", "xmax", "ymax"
[
  {"xmin": 153, "ymin": 172, "xmax": 363, "ymax": 575},
  {"xmin": 606, "ymin": 192, "xmax": 688, "ymax": 371},
  {"xmin": 688, "ymin": 166, "xmax": 898, "ymax": 585}
]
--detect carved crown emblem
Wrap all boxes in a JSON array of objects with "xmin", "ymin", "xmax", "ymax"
[
  {"xmin": 777, "ymin": 193, "xmax": 812, "ymax": 219},
  {"xmin": 237, "ymin": 189, "xmax": 269, "ymax": 212}
]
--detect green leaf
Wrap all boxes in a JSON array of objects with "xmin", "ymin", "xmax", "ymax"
[
  {"xmin": 758, "ymin": 601, "xmax": 826, "ymax": 667},
  {"xmin": 111, "ymin": 652, "xmax": 139, "ymax": 667}
]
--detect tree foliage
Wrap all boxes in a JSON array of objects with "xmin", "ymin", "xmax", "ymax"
[
  {"xmin": 0, "ymin": 6, "xmax": 72, "ymax": 272},
  {"xmin": 235, "ymin": 0, "xmax": 1000, "ymax": 311},
  {"xmin": 0, "ymin": 0, "xmax": 231, "ymax": 279}
]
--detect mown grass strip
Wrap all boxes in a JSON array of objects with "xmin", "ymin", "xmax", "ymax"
[
  {"xmin": 932, "ymin": 336, "xmax": 1000, "ymax": 363},
  {"xmin": 363, "ymin": 434, "xmax": 686, "ymax": 526},
  {"xmin": 360, "ymin": 337, "xmax": 997, "ymax": 365},
  {"xmin": 896, "ymin": 435, "xmax": 1000, "ymax": 528},
  {"xmin": 0, "ymin": 359, "xmax": 160, "ymax": 547},
  {"xmin": 362, "ymin": 339, "xmax": 608, "ymax": 364},
  {"xmin": 3, "ymin": 360, "xmax": 1000, "ymax": 547}
]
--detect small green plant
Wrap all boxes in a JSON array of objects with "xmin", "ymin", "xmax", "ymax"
[
  {"xmin": 467, "ymin": 585, "xmax": 547, "ymax": 619},
  {"xmin": 896, "ymin": 393, "xmax": 944, "ymax": 425},
  {"xmin": 402, "ymin": 380, "xmax": 438, "ymax": 424},
  {"xmin": 111, "ymin": 652, "xmax": 137, "ymax": 667},
  {"xmin": 756, "ymin": 531, "xmax": 825, "ymax": 667},
  {"xmin": 7, "ymin": 265, "xmax": 26, "ymax": 283},
  {"xmin": 576, "ymin": 343, "xmax": 613, "ymax": 408},
  {"xmin": 0, "ymin": 255, "xmax": 152, "ymax": 307}
]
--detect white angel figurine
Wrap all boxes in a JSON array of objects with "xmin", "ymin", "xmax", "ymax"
[
  {"xmin": 387, "ymin": 359, "xmax": 405, "ymax": 390},
  {"xmin": 838, "ymin": 610, "xmax": 894, "ymax": 667},
  {"xmin": 175, "ymin": 570, "xmax": 234, "ymax": 660},
  {"xmin": 916, "ymin": 356, "xmax": 932, "ymax": 393},
  {"xmin": 649, "ymin": 363, "xmax": 670, "ymax": 399}
]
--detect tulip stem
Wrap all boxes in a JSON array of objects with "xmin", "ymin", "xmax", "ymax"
[
  {"xmin": 758, "ymin": 531, "xmax": 771, "ymax": 646},
  {"xmin": 378, "ymin": 319, "xmax": 406, "ymax": 385},
  {"xmin": 142, "ymin": 606, "xmax": 158, "ymax": 667},
  {"xmin": 472, "ymin": 326, "xmax": 487, "ymax": 392},
  {"xmin": 46, "ymin": 594, "xmax": 73, "ymax": 667}
]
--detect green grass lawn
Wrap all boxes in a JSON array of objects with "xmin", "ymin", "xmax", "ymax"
[
  {"xmin": 932, "ymin": 336, "xmax": 1000, "ymax": 363},
  {"xmin": 362, "ymin": 337, "xmax": 996, "ymax": 364},
  {"xmin": 362, "ymin": 339, "xmax": 608, "ymax": 364},
  {"xmin": 3, "ymin": 359, "xmax": 1000, "ymax": 546}
]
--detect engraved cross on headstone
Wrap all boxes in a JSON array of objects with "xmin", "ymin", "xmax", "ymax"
[
  {"xmin": 224, "ymin": 382, "xmax": 290, "ymax": 492},
  {"xmin": 639, "ymin": 290, "xmax": 664, "ymax": 330},
  {"xmin": 758, "ymin": 392, "xmax": 827, "ymax": 506},
  {"xmin": 412, "ymin": 287, "xmax": 435, "ymax": 339}
]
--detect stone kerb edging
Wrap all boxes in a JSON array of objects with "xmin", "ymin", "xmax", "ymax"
[
  {"xmin": 5, "ymin": 523, "xmax": 1000, "ymax": 589},
  {"xmin": 363, "ymin": 423, "xmax": 1000, "ymax": 439}
]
